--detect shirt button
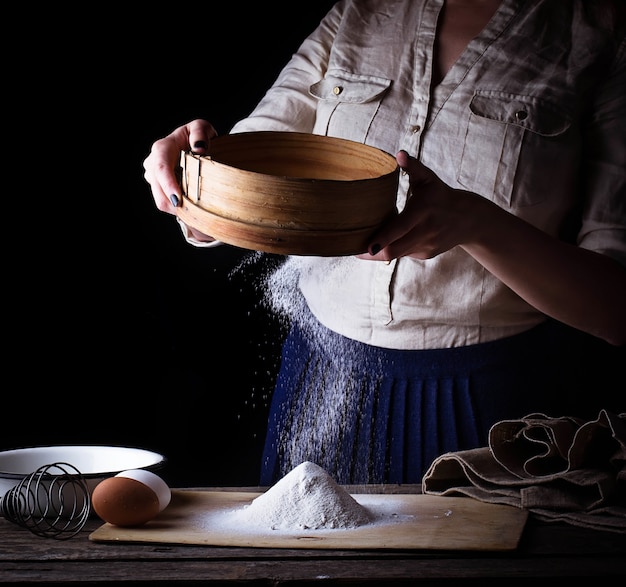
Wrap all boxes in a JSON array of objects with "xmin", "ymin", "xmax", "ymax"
[
  {"xmin": 332, "ymin": 86, "xmax": 343, "ymax": 95},
  {"xmin": 410, "ymin": 124, "xmax": 421, "ymax": 133},
  {"xmin": 515, "ymin": 110, "xmax": 528, "ymax": 121}
]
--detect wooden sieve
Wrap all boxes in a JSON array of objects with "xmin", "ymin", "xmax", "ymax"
[{"xmin": 177, "ymin": 131, "xmax": 399, "ymax": 256}]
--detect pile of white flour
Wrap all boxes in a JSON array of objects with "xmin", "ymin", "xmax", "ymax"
[{"xmin": 231, "ymin": 461, "xmax": 373, "ymax": 531}]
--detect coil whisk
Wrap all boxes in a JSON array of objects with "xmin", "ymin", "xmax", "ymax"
[{"xmin": 0, "ymin": 462, "xmax": 91, "ymax": 539}]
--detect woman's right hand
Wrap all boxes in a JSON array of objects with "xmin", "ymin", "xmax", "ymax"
[{"xmin": 143, "ymin": 119, "xmax": 218, "ymax": 240}]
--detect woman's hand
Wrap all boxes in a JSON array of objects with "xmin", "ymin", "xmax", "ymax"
[
  {"xmin": 143, "ymin": 118, "xmax": 217, "ymax": 213},
  {"xmin": 143, "ymin": 119, "xmax": 217, "ymax": 242},
  {"xmin": 360, "ymin": 151, "xmax": 626, "ymax": 345},
  {"xmin": 360, "ymin": 150, "xmax": 480, "ymax": 261}
]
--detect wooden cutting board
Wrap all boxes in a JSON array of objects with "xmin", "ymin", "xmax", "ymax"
[{"xmin": 89, "ymin": 490, "xmax": 528, "ymax": 551}]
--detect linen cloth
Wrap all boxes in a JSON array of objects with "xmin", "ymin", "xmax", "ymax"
[{"xmin": 422, "ymin": 410, "xmax": 626, "ymax": 533}]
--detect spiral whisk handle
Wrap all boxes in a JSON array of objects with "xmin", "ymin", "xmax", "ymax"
[{"xmin": 0, "ymin": 462, "xmax": 91, "ymax": 540}]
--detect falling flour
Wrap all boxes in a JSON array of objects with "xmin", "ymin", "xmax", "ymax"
[
  {"xmin": 230, "ymin": 461, "xmax": 373, "ymax": 531},
  {"xmin": 230, "ymin": 253, "xmax": 382, "ymax": 483}
]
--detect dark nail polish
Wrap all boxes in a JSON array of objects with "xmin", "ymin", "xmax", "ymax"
[
  {"xmin": 169, "ymin": 194, "xmax": 179, "ymax": 207},
  {"xmin": 193, "ymin": 140, "xmax": 208, "ymax": 150},
  {"xmin": 370, "ymin": 243, "xmax": 381, "ymax": 255}
]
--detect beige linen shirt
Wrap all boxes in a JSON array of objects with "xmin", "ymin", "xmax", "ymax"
[{"xmin": 185, "ymin": 0, "xmax": 626, "ymax": 350}]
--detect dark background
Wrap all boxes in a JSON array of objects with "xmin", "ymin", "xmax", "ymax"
[{"xmin": 4, "ymin": 3, "xmax": 338, "ymax": 487}]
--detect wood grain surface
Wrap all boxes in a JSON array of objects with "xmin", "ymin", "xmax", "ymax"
[{"xmin": 89, "ymin": 489, "xmax": 527, "ymax": 551}]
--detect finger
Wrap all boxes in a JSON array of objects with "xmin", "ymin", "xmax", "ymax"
[
  {"xmin": 144, "ymin": 140, "xmax": 185, "ymax": 211},
  {"xmin": 364, "ymin": 153, "xmax": 433, "ymax": 258},
  {"xmin": 188, "ymin": 120, "xmax": 218, "ymax": 154},
  {"xmin": 155, "ymin": 169, "xmax": 181, "ymax": 212},
  {"xmin": 363, "ymin": 151, "xmax": 419, "ymax": 257},
  {"xmin": 365, "ymin": 219, "xmax": 414, "ymax": 260},
  {"xmin": 396, "ymin": 149, "xmax": 411, "ymax": 169},
  {"xmin": 144, "ymin": 161, "xmax": 178, "ymax": 213},
  {"xmin": 396, "ymin": 150, "xmax": 432, "ymax": 185}
]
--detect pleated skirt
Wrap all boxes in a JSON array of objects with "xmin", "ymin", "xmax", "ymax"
[{"xmin": 260, "ymin": 310, "xmax": 619, "ymax": 485}]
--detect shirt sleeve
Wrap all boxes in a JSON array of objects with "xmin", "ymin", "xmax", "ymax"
[
  {"xmin": 176, "ymin": 217, "xmax": 223, "ymax": 248},
  {"xmin": 578, "ymin": 36, "xmax": 626, "ymax": 268}
]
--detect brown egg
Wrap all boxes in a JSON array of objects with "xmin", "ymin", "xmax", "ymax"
[{"xmin": 92, "ymin": 475, "xmax": 163, "ymax": 527}]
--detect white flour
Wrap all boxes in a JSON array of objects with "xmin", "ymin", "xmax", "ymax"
[
  {"xmin": 230, "ymin": 461, "xmax": 373, "ymax": 531},
  {"xmin": 260, "ymin": 256, "xmax": 376, "ymax": 482},
  {"xmin": 195, "ymin": 461, "xmax": 421, "ymax": 537},
  {"xmin": 230, "ymin": 253, "xmax": 379, "ymax": 483}
]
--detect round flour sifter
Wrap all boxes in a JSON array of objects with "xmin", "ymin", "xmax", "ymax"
[{"xmin": 176, "ymin": 131, "xmax": 400, "ymax": 256}]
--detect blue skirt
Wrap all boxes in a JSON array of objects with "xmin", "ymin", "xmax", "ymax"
[{"xmin": 260, "ymin": 311, "xmax": 621, "ymax": 485}]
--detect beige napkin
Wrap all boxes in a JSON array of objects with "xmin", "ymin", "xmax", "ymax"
[{"xmin": 422, "ymin": 409, "xmax": 626, "ymax": 533}]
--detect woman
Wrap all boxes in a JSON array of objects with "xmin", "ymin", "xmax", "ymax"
[{"xmin": 144, "ymin": 0, "xmax": 626, "ymax": 484}]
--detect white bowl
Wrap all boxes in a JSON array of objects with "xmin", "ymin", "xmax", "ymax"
[{"xmin": 0, "ymin": 445, "xmax": 166, "ymax": 501}]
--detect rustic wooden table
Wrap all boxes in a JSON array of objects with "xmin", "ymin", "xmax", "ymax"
[{"xmin": 1, "ymin": 486, "xmax": 625, "ymax": 585}]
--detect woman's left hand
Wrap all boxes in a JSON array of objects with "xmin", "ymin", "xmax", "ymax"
[
  {"xmin": 359, "ymin": 154, "xmax": 626, "ymax": 346},
  {"xmin": 359, "ymin": 150, "xmax": 480, "ymax": 261}
]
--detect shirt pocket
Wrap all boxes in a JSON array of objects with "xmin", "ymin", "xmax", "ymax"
[
  {"xmin": 309, "ymin": 71, "xmax": 392, "ymax": 143},
  {"xmin": 458, "ymin": 90, "xmax": 572, "ymax": 208}
]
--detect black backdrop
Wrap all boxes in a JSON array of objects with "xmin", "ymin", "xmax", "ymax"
[{"xmin": 4, "ymin": 3, "xmax": 338, "ymax": 486}]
